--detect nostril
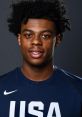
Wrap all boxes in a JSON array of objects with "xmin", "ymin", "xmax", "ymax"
[{"xmin": 31, "ymin": 38, "xmax": 42, "ymax": 45}]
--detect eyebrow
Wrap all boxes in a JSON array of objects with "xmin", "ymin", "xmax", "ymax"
[{"xmin": 21, "ymin": 29, "xmax": 55, "ymax": 35}]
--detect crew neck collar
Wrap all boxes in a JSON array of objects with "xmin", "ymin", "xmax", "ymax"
[{"xmin": 17, "ymin": 67, "xmax": 59, "ymax": 86}]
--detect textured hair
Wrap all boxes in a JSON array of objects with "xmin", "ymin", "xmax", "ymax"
[{"xmin": 7, "ymin": 0, "xmax": 70, "ymax": 36}]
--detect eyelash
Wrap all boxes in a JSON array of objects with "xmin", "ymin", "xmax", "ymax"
[
  {"xmin": 22, "ymin": 33, "xmax": 52, "ymax": 40},
  {"xmin": 23, "ymin": 33, "xmax": 32, "ymax": 38},
  {"xmin": 41, "ymin": 34, "xmax": 51, "ymax": 39}
]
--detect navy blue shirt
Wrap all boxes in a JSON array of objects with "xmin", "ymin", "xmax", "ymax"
[{"xmin": 0, "ymin": 67, "xmax": 82, "ymax": 117}]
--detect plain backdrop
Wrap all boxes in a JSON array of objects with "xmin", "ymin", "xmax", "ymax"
[{"xmin": 0, "ymin": 0, "xmax": 82, "ymax": 76}]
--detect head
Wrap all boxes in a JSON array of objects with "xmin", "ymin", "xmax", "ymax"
[{"xmin": 7, "ymin": 0, "xmax": 70, "ymax": 67}]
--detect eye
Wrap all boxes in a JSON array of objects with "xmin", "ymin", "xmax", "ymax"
[
  {"xmin": 23, "ymin": 31, "xmax": 33, "ymax": 39},
  {"xmin": 41, "ymin": 33, "xmax": 52, "ymax": 40}
]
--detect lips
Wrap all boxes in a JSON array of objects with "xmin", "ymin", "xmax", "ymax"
[{"xmin": 29, "ymin": 49, "xmax": 44, "ymax": 59}]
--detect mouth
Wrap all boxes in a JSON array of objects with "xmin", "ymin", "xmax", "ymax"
[{"xmin": 29, "ymin": 49, "xmax": 44, "ymax": 59}]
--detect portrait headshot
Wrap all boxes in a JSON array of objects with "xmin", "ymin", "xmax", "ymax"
[
  {"xmin": 0, "ymin": 0, "xmax": 82, "ymax": 76},
  {"xmin": 0, "ymin": 0, "xmax": 82, "ymax": 116}
]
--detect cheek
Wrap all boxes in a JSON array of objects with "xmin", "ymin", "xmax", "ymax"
[
  {"xmin": 44, "ymin": 40, "xmax": 54, "ymax": 52},
  {"xmin": 19, "ymin": 41, "xmax": 28, "ymax": 56},
  {"xmin": 20, "ymin": 39, "xmax": 30, "ymax": 49}
]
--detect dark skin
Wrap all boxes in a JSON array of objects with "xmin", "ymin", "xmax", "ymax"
[{"xmin": 17, "ymin": 19, "xmax": 61, "ymax": 81}]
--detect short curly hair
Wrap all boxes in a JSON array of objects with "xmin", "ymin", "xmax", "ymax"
[{"xmin": 7, "ymin": 0, "xmax": 70, "ymax": 36}]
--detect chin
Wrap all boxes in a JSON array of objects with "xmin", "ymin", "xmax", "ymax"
[
  {"xmin": 23, "ymin": 55, "xmax": 52, "ymax": 68},
  {"xmin": 27, "ymin": 59, "xmax": 52, "ymax": 68},
  {"xmin": 29, "ymin": 62, "xmax": 45, "ymax": 68}
]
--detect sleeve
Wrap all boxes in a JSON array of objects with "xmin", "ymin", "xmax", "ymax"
[{"xmin": 67, "ymin": 73, "xmax": 82, "ymax": 96}]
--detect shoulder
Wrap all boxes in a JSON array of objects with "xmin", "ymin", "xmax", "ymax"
[
  {"xmin": 0, "ymin": 67, "xmax": 18, "ymax": 84},
  {"xmin": 56, "ymin": 67, "xmax": 82, "ymax": 95}
]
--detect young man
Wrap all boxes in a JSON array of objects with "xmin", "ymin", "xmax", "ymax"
[{"xmin": 0, "ymin": 0, "xmax": 82, "ymax": 116}]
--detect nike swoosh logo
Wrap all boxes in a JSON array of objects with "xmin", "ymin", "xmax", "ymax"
[{"xmin": 4, "ymin": 90, "xmax": 18, "ymax": 95}]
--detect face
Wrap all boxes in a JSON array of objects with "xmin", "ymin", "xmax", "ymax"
[{"xmin": 18, "ymin": 19, "xmax": 61, "ymax": 67}]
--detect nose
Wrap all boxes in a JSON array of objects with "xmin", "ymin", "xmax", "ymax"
[{"xmin": 31, "ymin": 35, "xmax": 42, "ymax": 46}]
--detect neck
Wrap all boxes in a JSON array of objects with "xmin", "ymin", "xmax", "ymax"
[{"xmin": 21, "ymin": 62, "xmax": 54, "ymax": 82}]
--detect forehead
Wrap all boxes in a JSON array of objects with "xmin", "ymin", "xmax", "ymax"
[{"xmin": 21, "ymin": 19, "xmax": 56, "ymax": 32}]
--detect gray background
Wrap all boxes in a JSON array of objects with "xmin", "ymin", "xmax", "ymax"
[{"xmin": 0, "ymin": 0, "xmax": 82, "ymax": 76}]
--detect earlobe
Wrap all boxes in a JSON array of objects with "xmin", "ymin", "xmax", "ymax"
[
  {"xmin": 17, "ymin": 34, "xmax": 21, "ymax": 46},
  {"xmin": 55, "ymin": 34, "xmax": 62, "ymax": 47}
]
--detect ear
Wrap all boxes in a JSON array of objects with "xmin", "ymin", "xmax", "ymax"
[
  {"xmin": 55, "ymin": 33, "xmax": 62, "ymax": 47},
  {"xmin": 17, "ymin": 34, "xmax": 21, "ymax": 46}
]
